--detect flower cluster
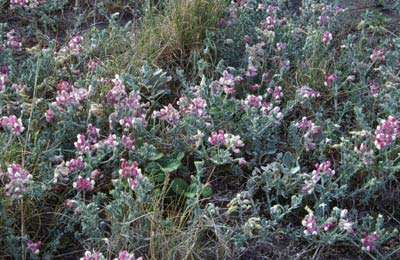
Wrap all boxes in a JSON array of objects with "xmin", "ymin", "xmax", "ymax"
[
  {"xmin": 321, "ymin": 31, "xmax": 332, "ymax": 45},
  {"xmin": 6, "ymin": 30, "xmax": 22, "ymax": 50},
  {"xmin": 80, "ymin": 250, "xmax": 105, "ymax": 260},
  {"xmin": 361, "ymin": 232, "xmax": 380, "ymax": 252},
  {"xmin": 374, "ymin": 116, "xmax": 400, "ymax": 150},
  {"xmin": 354, "ymin": 143, "xmax": 374, "ymax": 165},
  {"xmin": 116, "ymin": 251, "xmax": 143, "ymax": 260},
  {"xmin": 66, "ymin": 156, "xmax": 86, "ymax": 173},
  {"xmin": 209, "ymin": 130, "xmax": 244, "ymax": 153},
  {"xmin": 296, "ymin": 117, "xmax": 321, "ymax": 151},
  {"xmin": 10, "ymin": 0, "xmax": 46, "ymax": 9},
  {"xmin": 27, "ymin": 240, "xmax": 42, "ymax": 254},
  {"xmin": 301, "ymin": 161, "xmax": 335, "ymax": 194},
  {"xmin": 369, "ymin": 82, "xmax": 380, "ymax": 97},
  {"xmin": 302, "ymin": 210, "xmax": 318, "ymax": 236},
  {"xmin": 297, "ymin": 86, "xmax": 320, "ymax": 99},
  {"xmin": 0, "ymin": 115, "xmax": 25, "ymax": 136},
  {"xmin": 324, "ymin": 73, "xmax": 337, "ymax": 88},
  {"xmin": 73, "ymin": 176, "xmax": 95, "ymax": 191},
  {"xmin": 244, "ymin": 95, "xmax": 262, "ymax": 107},
  {"xmin": 69, "ymin": 35, "xmax": 84, "ymax": 55},
  {"xmin": 302, "ymin": 207, "xmax": 355, "ymax": 236},
  {"xmin": 121, "ymin": 134, "xmax": 135, "ymax": 151},
  {"xmin": 153, "ymin": 104, "xmax": 181, "ymax": 125},
  {"xmin": 105, "ymin": 76, "xmax": 149, "ymax": 130},
  {"xmin": 1, "ymin": 164, "xmax": 32, "ymax": 199},
  {"xmin": 119, "ymin": 160, "xmax": 146, "ymax": 190},
  {"xmin": 245, "ymin": 42, "xmax": 265, "ymax": 77},
  {"xmin": 51, "ymin": 81, "xmax": 88, "ymax": 112},
  {"xmin": 178, "ymin": 96, "xmax": 207, "ymax": 117},
  {"xmin": 0, "ymin": 66, "xmax": 9, "ymax": 92},
  {"xmin": 370, "ymin": 49, "xmax": 385, "ymax": 62}
]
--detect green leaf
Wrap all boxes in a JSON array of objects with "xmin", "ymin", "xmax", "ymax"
[
  {"xmin": 170, "ymin": 178, "xmax": 189, "ymax": 195},
  {"xmin": 149, "ymin": 152, "xmax": 164, "ymax": 161},
  {"xmin": 159, "ymin": 161, "xmax": 181, "ymax": 173},
  {"xmin": 201, "ymin": 185, "xmax": 213, "ymax": 197}
]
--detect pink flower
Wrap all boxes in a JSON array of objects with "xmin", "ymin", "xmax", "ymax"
[
  {"xmin": 74, "ymin": 134, "xmax": 91, "ymax": 155},
  {"xmin": 262, "ymin": 16, "xmax": 276, "ymax": 29},
  {"xmin": 66, "ymin": 157, "xmax": 86, "ymax": 173},
  {"xmin": 237, "ymin": 157, "xmax": 247, "ymax": 167},
  {"xmin": 117, "ymin": 250, "xmax": 143, "ymax": 260},
  {"xmin": 153, "ymin": 104, "xmax": 181, "ymax": 125},
  {"xmin": 249, "ymin": 84, "xmax": 260, "ymax": 92},
  {"xmin": 318, "ymin": 15, "xmax": 329, "ymax": 26},
  {"xmin": 0, "ymin": 66, "xmax": 9, "ymax": 92},
  {"xmin": 65, "ymin": 199, "xmax": 77, "ymax": 208},
  {"xmin": 370, "ymin": 49, "xmax": 385, "ymax": 62},
  {"xmin": 361, "ymin": 232, "xmax": 380, "ymax": 252},
  {"xmin": 118, "ymin": 160, "xmax": 144, "ymax": 190},
  {"xmin": 321, "ymin": 31, "xmax": 332, "ymax": 45},
  {"xmin": 45, "ymin": 109, "xmax": 56, "ymax": 123},
  {"xmin": 90, "ymin": 169, "xmax": 102, "ymax": 179},
  {"xmin": 73, "ymin": 176, "xmax": 95, "ymax": 191},
  {"xmin": 321, "ymin": 217, "xmax": 337, "ymax": 231},
  {"xmin": 334, "ymin": 6, "xmax": 345, "ymax": 16},
  {"xmin": 276, "ymin": 42, "xmax": 286, "ymax": 51},
  {"xmin": 374, "ymin": 116, "xmax": 400, "ymax": 150},
  {"xmin": 119, "ymin": 160, "xmax": 141, "ymax": 178},
  {"xmin": 0, "ymin": 115, "xmax": 25, "ymax": 135},
  {"xmin": 86, "ymin": 124, "xmax": 100, "ymax": 143},
  {"xmin": 339, "ymin": 219, "xmax": 355, "ymax": 234},
  {"xmin": 69, "ymin": 35, "xmax": 83, "ymax": 55},
  {"xmin": 224, "ymin": 133, "xmax": 245, "ymax": 153},
  {"xmin": 2, "ymin": 164, "xmax": 32, "ymax": 199},
  {"xmin": 190, "ymin": 97, "xmax": 207, "ymax": 117},
  {"xmin": 369, "ymin": 82, "xmax": 380, "ymax": 97},
  {"xmin": 244, "ymin": 95, "xmax": 262, "ymax": 107},
  {"xmin": 80, "ymin": 250, "xmax": 104, "ymax": 260},
  {"xmin": 267, "ymin": 5, "xmax": 279, "ymax": 13},
  {"xmin": 27, "ymin": 240, "xmax": 42, "ymax": 254},
  {"xmin": 122, "ymin": 134, "xmax": 136, "ymax": 151},
  {"xmin": 6, "ymin": 30, "xmax": 21, "ymax": 50},
  {"xmin": 302, "ymin": 210, "xmax": 318, "ymax": 235},
  {"xmin": 324, "ymin": 73, "xmax": 337, "ymax": 88},
  {"xmin": 208, "ymin": 130, "xmax": 226, "ymax": 146},
  {"xmin": 297, "ymin": 86, "xmax": 320, "ymax": 99}
]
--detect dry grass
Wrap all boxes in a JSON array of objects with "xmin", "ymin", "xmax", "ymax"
[{"xmin": 134, "ymin": 0, "xmax": 228, "ymax": 72}]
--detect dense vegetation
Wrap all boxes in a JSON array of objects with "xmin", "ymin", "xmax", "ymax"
[{"xmin": 0, "ymin": 0, "xmax": 400, "ymax": 259}]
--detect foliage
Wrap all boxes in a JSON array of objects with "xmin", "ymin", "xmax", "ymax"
[{"xmin": 0, "ymin": 0, "xmax": 400, "ymax": 259}]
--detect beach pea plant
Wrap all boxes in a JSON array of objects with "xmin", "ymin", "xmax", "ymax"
[{"xmin": 1, "ymin": 0, "xmax": 400, "ymax": 259}]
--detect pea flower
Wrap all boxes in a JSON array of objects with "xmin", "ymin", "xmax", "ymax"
[
  {"xmin": 208, "ymin": 130, "xmax": 226, "ymax": 146},
  {"xmin": 318, "ymin": 15, "xmax": 329, "ymax": 26},
  {"xmin": 370, "ymin": 49, "xmax": 385, "ymax": 62},
  {"xmin": 27, "ymin": 240, "xmax": 42, "ymax": 254},
  {"xmin": 361, "ymin": 232, "xmax": 380, "ymax": 252},
  {"xmin": 244, "ymin": 95, "xmax": 262, "ymax": 107},
  {"xmin": 0, "ymin": 66, "xmax": 9, "ymax": 92},
  {"xmin": 302, "ymin": 208, "xmax": 318, "ymax": 236},
  {"xmin": 321, "ymin": 31, "xmax": 332, "ymax": 45},
  {"xmin": 80, "ymin": 250, "xmax": 105, "ymax": 260},
  {"xmin": 1, "ymin": 164, "xmax": 32, "ymax": 199},
  {"xmin": 153, "ymin": 104, "xmax": 181, "ymax": 125},
  {"xmin": 297, "ymin": 86, "xmax": 320, "ymax": 99},
  {"xmin": 369, "ymin": 82, "xmax": 380, "ymax": 97},
  {"xmin": 73, "ymin": 176, "xmax": 95, "ymax": 191},
  {"xmin": 324, "ymin": 73, "xmax": 337, "ymax": 88},
  {"xmin": 115, "ymin": 250, "xmax": 143, "ymax": 260},
  {"xmin": 0, "ymin": 115, "xmax": 25, "ymax": 135},
  {"xmin": 374, "ymin": 116, "xmax": 400, "ymax": 150},
  {"xmin": 74, "ymin": 134, "xmax": 91, "ymax": 155}
]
